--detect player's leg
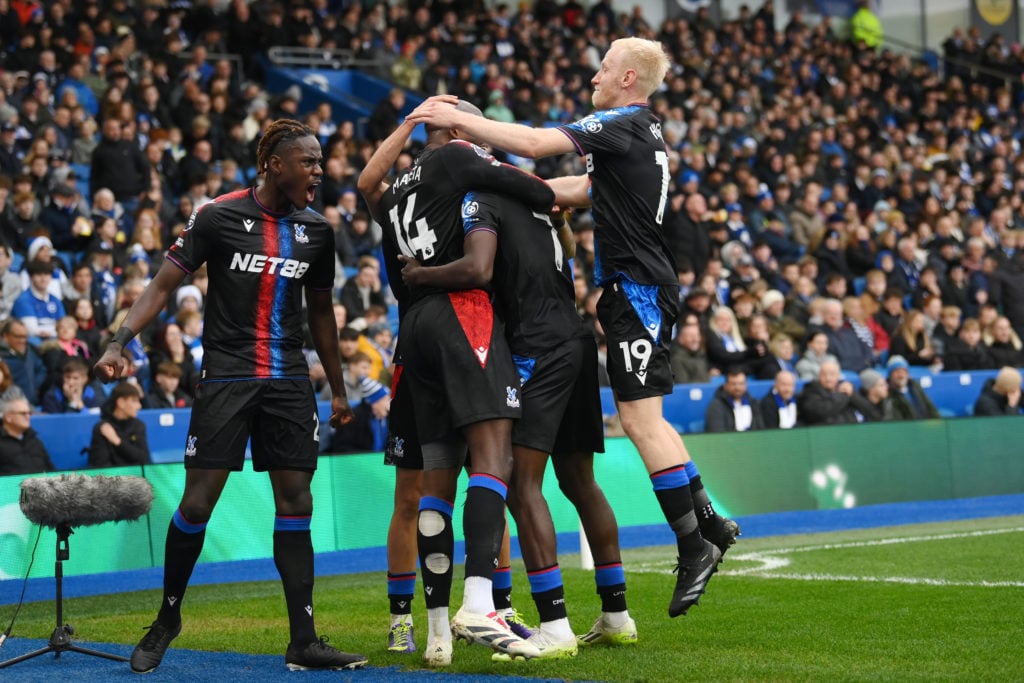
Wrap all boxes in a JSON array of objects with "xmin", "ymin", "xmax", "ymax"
[
  {"xmin": 599, "ymin": 282, "xmax": 722, "ymax": 617},
  {"xmin": 386, "ymin": 467, "xmax": 421, "ymax": 652},
  {"xmin": 501, "ymin": 444, "xmax": 577, "ymax": 659},
  {"xmin": 131, "ymin": 380, "xmax": 249, "ymax": 674},
  {"xmin": 130, "ymin": 468, "xmax": 230, "ymax": 674},
  {"xmin": 262, "ymin": 380, "xmax": 366, "ymax": 671},
  {"xmin": 418, "ymin": 439, "xmax": 462, "ymax": 667},
  {"xmin": 265, "ymin": 468, "xmax": 364, "ymax": 671},
  {"xmin": 666, "ymin": 427, "xmax": 741, "ymax": 556},
  {"xmin": 493, "ymin": 518, "xmax": 533, "ymax": 638},
  {"xmin": 458, "ymin": 417, "xmax": 513, "ymax": 615},
  {"xmin": 553, "ymin": 452, "xmax": 636, "ymax": 646},
  {"xmin": 450, "ymin": 418, "xmax": 538, "ymax": 659}
]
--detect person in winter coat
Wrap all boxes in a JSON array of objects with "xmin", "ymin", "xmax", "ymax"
[
  {"xmin": 797, "ymin": 359, "xmax": 876, "ymax": 425},
  {"xmin": 973, "ymin": 367, "xmax": 1023, "ymax": 417},
  {"xmin": 885, "ymin": 355, "xmax": 941, "ymax": 420},
  {"xmin": 0, "ymin": 396, "xmax": 55, "ymax": 475},
  {"xmin": 705, "ymin": 367, "xmax": 764, "ymax": 433},
  {"xmin": 88, "ymin": 381, "xmax": 151, "ymax": 468}
]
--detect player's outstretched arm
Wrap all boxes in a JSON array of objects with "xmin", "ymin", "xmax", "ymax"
[
  {"xmin": 407, "ymin": 100, "xmax": 576, "ymax": 159},
  {"xmin": 306, "ymin": 286, "xmax": 353, "ymax": 428},
  {"xmin": 548, "ymin": 174, "xmax": 592, "ymax": 209},
  {"xmin": 357, "ymin": 119, "xmax": 417, "ymax": 224},
  {"xmin": 95, "ymin": 261, "xmax": 187, "ymax": 381}
]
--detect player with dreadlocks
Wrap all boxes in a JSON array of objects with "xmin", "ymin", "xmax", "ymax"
[{"xmin": 97, "ymin": 119, "xmax": 368, "ymax": 673}]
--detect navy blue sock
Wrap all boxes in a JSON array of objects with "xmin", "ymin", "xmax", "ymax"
[
  {"xmin": 388, "ymin": 572, "xmax": 416, "ymax": 616},
  {"xmin": 492, "ymin": 565, "xmax": 513, "ymax": 611},
  {"xmin": 595, "ymin": 561, "xmax": 628, "ymax": 613},
  {"xmin": 527, "ymin": 564, "xmax": 567, "ymax": 623},
  {"xmin": 157, "ymin": 508, "xmax": 206, "ymax": 626},
  {"xmin": 273, "ymin": 515, "xmax": 317, "ymax": 647},
  {"xmin": 463, "ymin": 474, "xmax": 507, "ymax": 579},
  {"xmin": 650, "ymin": 465, "xmax": 703, "ymax": 555}
]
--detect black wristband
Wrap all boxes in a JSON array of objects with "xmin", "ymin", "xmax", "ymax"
[{"xmin": 109, "ymin": 327, "xmax": 135, "ymax": 348}]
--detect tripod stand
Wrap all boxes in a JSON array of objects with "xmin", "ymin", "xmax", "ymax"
[{"xmin": 0, "ymin": 523, "xmax": 129, "ymax": 669}]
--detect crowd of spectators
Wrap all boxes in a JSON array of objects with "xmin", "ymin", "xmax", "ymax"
[{"xmin": 3, "ymin": 0, "xmax": 1024, "ymax": 471}]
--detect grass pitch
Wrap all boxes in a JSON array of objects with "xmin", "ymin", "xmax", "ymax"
[{"xmin": 6, "ymin": 515, "xmax": 1023, "ymax": 681}]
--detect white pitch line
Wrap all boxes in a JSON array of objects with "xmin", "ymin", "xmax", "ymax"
[
  {"xmin": 627, "ymin": 527, "xmax": 1024, "ymax": 588},
  {"xmin": 744, "ymin": 526, "xmax": 1024, "ymax": 556},
  {"xmin": 728, "ymin": 572, "xmax": 1024, "ymax": 588}
]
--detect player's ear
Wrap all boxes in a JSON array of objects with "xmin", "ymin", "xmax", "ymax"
[{"xmin": 267, "ymin": 153, "xmax": 282, "ymax": 176}]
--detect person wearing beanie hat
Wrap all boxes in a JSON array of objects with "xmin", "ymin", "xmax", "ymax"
[
  {"xmin": 26, "ymin": 235, "xmax": 53, "ymax": 263},
  {"xmin": 174, "ymin": 284, "xmax": 203, "ymax": 312},
  {"xmin": 886, "ymin": 355, "xmax": 940, "ymax": 420},
  {"xmin": 857, "ymin": 368, "xmax": 892, "ymax": 421}
]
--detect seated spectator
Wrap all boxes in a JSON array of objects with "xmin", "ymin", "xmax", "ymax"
[
  {"xmin": 0, "ymin": 359, "xmax": 26, "ymax": 403},
  {"xmin": 931, "ymin": 305, "xmax": 962, "ymax": 357},
  {"xmin": 39, "ymin": 315, "xmax": 90, "ymax": 380},
  {"xmin": 70, "ymin": 297, "xmax": 104, "ymax": 359},
  {"xmin": 819, "ymin": 298, "xmax": 873, "ymax": 373},
  {"xmin": 873, "ymin": 287, "xmax": 905, "ymax": 338},
  {"xmin": 40, "ymin": 357, "xmax": 104, "ymax": 414},
  {"xmin": 358, "ymin": 321, "xmax": 394, "ymax": 384},
  {"xmin": 767, "ymin": 332, "xmax": 798, "ymax": 375},
  {"xmin": 795, "ymin": 330, "xmax": 840, "ymax": 381},
  {"xmin": 942, "ymin": 318, "xmax": 996, "ymax": 371},
  {"xmin": 0, "ymin": 243, "xmax": 22, "ymax": 320},
  {"xmin": 857, "ymin": 368, "xmax": 893, "ymax": 422},
  {"xmin": 844, "ymin": 295, "xmax": 888, "ymax": 363},
  {"xmin": 762, "ymin": 289, "xmax": 805, "ymax": 343},
  {"xmin": 888, "ymin": 309, "xmax": 939, "ymax": 368},
  {"xmin": 19, "ymin": 236, "xmax": 69, "ymax": 301},
  {"xmin": 144, "ymin": 361, "xmax": 193, "ymax": 410},
  {"xmin": 0, "ymin": 318, "xmax": 47, "ymax": 404},
  {"xmin": 88, "ymin": 382, "xmax": 151, "ymax": 468},
  {"xmin": 859, "ymin": 268, "xmax": 888, "ymax": 317},
  {"xmin": 12, "ymin": 259, "xmax": 67, "ymax": 344},
  {"xmin": 705, "ymin": 305, "xmax": 750, "ymax": 373},
  {"xmin": 326, "ymin": 351, "xmax": 390, "ymax": 454},
  {"xmin": 670, "ymin": 322, "xmax": 713, "ymax": 384},
  {"xmin": 148, "ymin": 323, "xmax": 199, "ymax": 397},
  {"xmin": 175, "ymin": 309, "xmax": 204, "ymax": 367},
  {"xmin": 885, "ymin": 355, "xmax": 940, "ymax": 420},
  {"xmin": 339, "ymin": 255, "xmax": 387, "ymax": 324},
  {"xmin": 758, "ymin": 370, "xmax": 798, "ymax": 429},
  {"xmin": 743, "ymin": 313, "xmax": 778, "ymax": 379},
  {"xmin": 973, "ymin": 367, "xmax": 1023, "ymax": 417},
  {"xmin": 704, "ymin": 367, "xmax": 763, "ymax": 433},
  {"xmin": 0, "ymin": 396, "xmax": 55, "ymax": 475},
  {"xmin": 679, "ymin": 286, "xmax": 713, "ymax": 332},
  {"xmin": 985, "ymin": 315, "xmax": 1024, "ymax": 368},
  {"xmin": 797, "ymin": 359, "xmax": 875, "ymax": 425}
]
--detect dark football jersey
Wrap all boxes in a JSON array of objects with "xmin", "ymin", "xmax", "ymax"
[
  {"xmin": 377, "ymin": 139, "xmax": 555, "ymax": 312},
  {"xmin": 461, "ymin": 192, "xmax": 584, "ymax": 357},
  {"xmin": 166, "ymin": 188, "xmax": 335, "ymax": 380},
  {"xmin": 559, "ymin": 105, "xmax": 678, "ymax": 287}
]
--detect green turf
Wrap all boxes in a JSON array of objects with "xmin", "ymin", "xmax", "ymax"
[{"xmin": 6, "ymin": 516, "xmax": 1023, "ymax": 681}]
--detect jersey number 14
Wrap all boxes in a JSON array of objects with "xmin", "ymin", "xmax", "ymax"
[{"xmin": 388, "ymin": 192, "xmax": 438, "ymax": 260}]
